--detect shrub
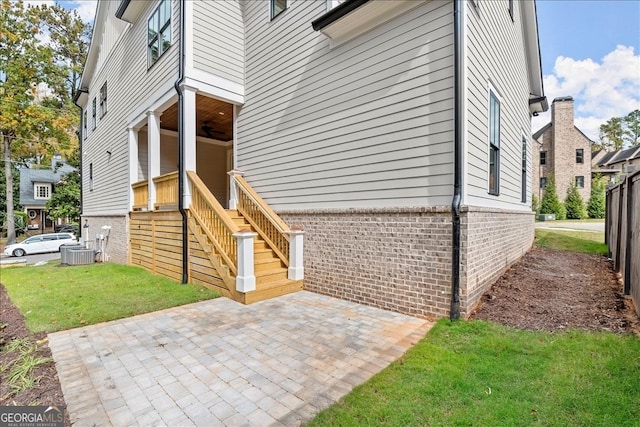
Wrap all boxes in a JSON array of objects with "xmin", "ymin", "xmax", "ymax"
[
  {"xmin": 565, "ymin": 182, "xmax": 587, "ymax": 219},
  {"xmin": 532, "ymin": 194, "xmax": 540, "ymax": 215},
  {"xmin": 587, "ymin": 175, "xmax": 606, "ymax": 219},
  {"xmin": 540, "ymin": 174, "xmax": 566, "ymax": 220}
]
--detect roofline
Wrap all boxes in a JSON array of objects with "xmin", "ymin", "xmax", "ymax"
[
  {"xmin": 532, "ymin": 122, "xmax": 551, "ymax": 140},
  {"xmin": 311, "ymin": 0, "xmax": 371, "ymax": 31}
]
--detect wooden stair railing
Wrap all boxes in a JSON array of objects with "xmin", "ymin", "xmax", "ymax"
[
  {"xmin": 230, "ymin": 173, "xmax": 291, "ymax": 267},
  {"xmin": 187, "ymin": 171, "xmax": 240, "ymax": 275}
]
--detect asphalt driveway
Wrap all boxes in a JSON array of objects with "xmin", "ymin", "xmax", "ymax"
[{"xmin": 49, "ymin": 291, "xmax": 431, "ymax": 426}]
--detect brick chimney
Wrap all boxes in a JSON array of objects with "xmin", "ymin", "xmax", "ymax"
[{"xmin": 551, "ymin": 96, "xmax": 574, "ymax": 133}]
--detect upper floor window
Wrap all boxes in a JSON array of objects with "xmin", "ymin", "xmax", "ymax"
[
  {"xmin": 271, "ymin": 0, "xmax": 287, "ymax": 20},
  {"xmin": 521, "ymin": 136, "xmax": 527, "ymax": 203},
  {"xmin": 148, "ymin": 0, "xmax": 171, "ymax": 67},
  {"xmin": 83, "ymin": 110, "xmax": 87, "ymax": 140},
  {"xmin": 576, "ymin": 148, "xmax": 584, "ymax": 164},
  {"xmin": 540, "ymin": 177, "xmax": 547, "ymax": 188},
  {"xmin": 91, "ymin": 97, "xmax": 97, "ymax": 130},
  {"xmin": 34, "ymin": 183, "xmax": 51, "ymax": 199},
  {"xmin": 540, "ymin": 151, "xmax": 547, "ymax": 165},
  {"xmin": 327, "ymin": 0, "xmax": 346, "ymax": 10},
  {"xmin": 89, "ymin": 162, "xmax": 94, "ymax": 191},
  {"xmin": 100, "ymin": 82, "xmax": 107, "ymax": 118},
  {"xmin": 488, "ymin": 90, "xmax": 500, "ymax": 196},
  {"xmin": 508, "ymin": 0, "xmax": 514, "ymax": 20},
  {"xmin": 575, "ymin": 176, "xmax": 584, "ymax": 188}
]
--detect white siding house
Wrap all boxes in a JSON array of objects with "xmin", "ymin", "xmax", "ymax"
[{"xmin": 77, "ymin": 0, "xmax": 546, "ymax": 318}]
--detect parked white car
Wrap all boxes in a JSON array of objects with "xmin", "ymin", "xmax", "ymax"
[{"xmin": 3, "ymin": 233, "xmax": 78, "ymax": 257}]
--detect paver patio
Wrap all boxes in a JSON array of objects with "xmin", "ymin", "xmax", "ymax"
[{"xmin": 49, "ymin": 291, "xmax": 432, "ymax": 426}]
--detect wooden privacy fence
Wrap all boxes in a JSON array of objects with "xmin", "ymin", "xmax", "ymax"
[{"xmin": 606, "ymin": 170, "xmax": 640, "ymax": 317}]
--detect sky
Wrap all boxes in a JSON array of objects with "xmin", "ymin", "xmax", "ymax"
[{"xmin": 23, "ymin": 0, "xmax": 640, "ymax": 143}]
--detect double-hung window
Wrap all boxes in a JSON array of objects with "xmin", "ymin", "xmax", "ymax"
[
  {"xmin": 575, "ymin": 176, "xmax": 584, "ymax": 188},
  {"xmin": 34, "ymin": 183, "xmax": 51, "ymax": 199},
  {"xmin": 83, "ymin": 110, "xmax": 87, "ymax": 139},
  {"xmin": 270, "ymin": 0, "xmax": 287, "ymax": 19},
  {"xmin": 576, "ymin": 148, "xmax": 584, "ymax": 164},
  {"xmin": 91, "ymin": 98, "xmax": 97, "ymax": 130},
  {"xmin": 521, "ymin": 136, "xmax": 527, "ymax": 203},
  {"xmin": 100, "ymin": 82, "xmax": 107, "ymax": 118},
  {"xmin": 488, "ymin": 90, "xmax": 500, "ymax": 195},
  {"xmin": 540, "ymin": 151, "xmax": 547, "ymax": 165},
  {"xmin": 148, "ymin": 0, "xmax": 171, "ymax": 66}
]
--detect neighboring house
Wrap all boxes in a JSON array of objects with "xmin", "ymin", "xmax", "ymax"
[
  {"xmin": 592, "ymin": 146, "xmax": 640, "ymax": 183},
  {"xmin": 532, "ymin": 96, "xmax": 593, "ymax": 202},
  {"xmin": 19, "ymin": 158, "xmax": 75, "ymax": 232},
  {"xmin": 76, "ymin": 0, "xmax": 547, "ymax": 318}
]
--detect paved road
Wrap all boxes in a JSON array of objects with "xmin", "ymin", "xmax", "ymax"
[
  {"xmin": 535, "ymin": 220, "xmax": 604, "ymax": 232},
  {"xmin": 0, "ymin": 251, "xmax": 61, "ymax": 266},
  {"xmin": 49, "ymin": 292, "xmax": 432, "ymax": 427}
]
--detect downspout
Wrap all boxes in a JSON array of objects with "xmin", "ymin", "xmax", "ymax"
[
  {"xmin": 450, "ymin": 0, "xmax": 464, "ymax": 321},
  {"xmin": 174, "ymin": 0, "xmax": 188, "ymax": 284},
  {"xmin": 73, "ymin": 88, "xmax": 88, "ymax": 230}
]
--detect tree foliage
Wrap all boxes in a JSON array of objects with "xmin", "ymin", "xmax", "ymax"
[
  {"xmin": 587, "ymin": 175, "xmax": 606, "ymax": 219},
  {"xmin": 0, "ymin": 0, "xmax": 89, "ymax": 243},
  {"xmin": 46, "ymin": 168, "xmax": 80, "ymax": 222},
  {"xmin": 540, "ymin": 174, "xmax": 566, "ymax": 220},
  {"xmin": 564, "ymin": 182, "xmax": 587, "ymax": 220},
  {"xmin": 597, "ymin": 110, "xmax": 640, "ymax": 151}
]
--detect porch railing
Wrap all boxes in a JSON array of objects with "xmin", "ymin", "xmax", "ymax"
[
  {"xmin": 131, "ymin": 180, "xmax": 148, "ymax": 210},
  {"xmin": 231, "ymin": 173, "xmax": 290, "ymax": 266},
  {"xmin": 187, "ymin": 171, "xmax": 239, "ymax": 275},
  {"xmin": 154, "ymin": 171, "xmax": 178, "ymax": 209}
]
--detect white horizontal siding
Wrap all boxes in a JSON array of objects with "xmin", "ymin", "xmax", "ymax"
[
  {"xmin": 192, "ymin": 0, "xmax": 244, "ymax": 85},
  {"xmin": 465, "ymin": 0, "xmax": 533, "ymax": 210},
  {"xmin": 83, "ymin": 0, "xmax": 180, "ymax": 214},
  {"xmin": 238, "ymin": 0, "xmax": 455, "ymax": 210}
]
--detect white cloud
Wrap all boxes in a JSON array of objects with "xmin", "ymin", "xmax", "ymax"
[
  {"xmin": 66, "ymin": 0, "xmax": 97, "ymax": 23},
  {"xmin": 532, "ymin": 45, "xmax": 640, "ymax": 142}
]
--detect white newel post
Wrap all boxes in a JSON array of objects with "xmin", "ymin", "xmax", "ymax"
[
  {"xmin": 234, "ymin": 230, "xmax": 257, "ymax": 292},
  {"xmin": 227, "ymin": 169, "xmax": 244, "ymax": 210},
  {"xmin": 287, "ymin": 229, "xmax": 305, "ymax": 280}
]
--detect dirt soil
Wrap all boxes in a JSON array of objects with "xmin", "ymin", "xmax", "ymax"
[
  {"xmin": 0, "ymin": 246, "xmax": 638, "ymax": 426},
  {"xmin": 471, "ymin": 246, "xmax": 640, "ymax": 334}
]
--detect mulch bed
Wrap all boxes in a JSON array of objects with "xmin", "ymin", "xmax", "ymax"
[{"xmin": 0, "ymin": 246, "xmax": 638, "ymax": 426}]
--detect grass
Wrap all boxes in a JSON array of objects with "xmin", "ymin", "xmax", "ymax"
[
  {"xmin": 535, "ymin": 229, "xmax": 607, "ymax": 255},
  {"xmin": 309, "ymin": 320, "xmax": 640, "ymax": 427},
  {"xmin": 1, "ymin": 262, "xmax": 219, "ymax": 333}
]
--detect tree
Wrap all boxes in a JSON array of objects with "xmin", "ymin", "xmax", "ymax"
[
  {"xmin": 564, "ymin": 182, "xmax": 587, "ymax": 220},
  {"xmin": 587, "ymin": 175, "xmax": 606, "ymax": 219},
  {"xmin": 531, "ymin": 193, "xmax": 540, "ymax": 215},
  {"xmin": 0, "ymin": 160, "xmax": 21, "ymax": 235},
  {"xmin": 599, "ymin": 117, "xmax": 624, "ymax": 151},
  {"xmin": 623, "ymin": 109, "xmax": 640, "ymax": 146},
  {"xmin": 540, "ymin": 174, "xmax": 566, "ymax": 220},
  {"xmin": 46, "ymin": 153, "xmax": 80, "ymax": 223}
]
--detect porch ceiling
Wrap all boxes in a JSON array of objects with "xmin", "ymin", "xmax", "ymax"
[{"xmin": 161, "ymin": 95, "xmax": 233, "ymax": 141}]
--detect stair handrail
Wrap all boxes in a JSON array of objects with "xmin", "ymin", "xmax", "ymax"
[
  {"xmin": 187, "ymin": 171, "xmax": 240, "ymax": 274},
  {"xmin": 230, "ymin": 172, "xmax": 291, "ymax": 266}
]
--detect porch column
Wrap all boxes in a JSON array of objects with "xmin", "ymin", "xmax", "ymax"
[
  {"xmin": 147, "ymin": 110, "xmax": 161, "ymax": 210},
  {"xmin": 182, "ymin": 84, "xmax": 197, "ymax": 208},
  {"xmin": 234, "ymin": 230, "xmax": 257, "ymax": 292},
  {"xmin": 128, "ymin": 127, "xmax": 138, "ymax": 211}
]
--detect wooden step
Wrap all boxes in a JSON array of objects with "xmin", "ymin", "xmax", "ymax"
[
  {"xmin": 256, "ymin": 267, "xmax": 288, "ymax": 286},
  {"xmin": 243, "ymin": 279, "xmax": 304, "ymax": 304},
  {"xmin": 255, "ymin": 248, "xmax": 276, "ymax": 261},
  {"xmin": 255, "ymin": 257, "xmax": 284, "ymax": 273}
]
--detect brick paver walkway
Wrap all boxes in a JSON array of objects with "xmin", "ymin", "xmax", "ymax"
[{"xmin": 49, "ymin": 291, "xmax": 431, "ymax": 426}]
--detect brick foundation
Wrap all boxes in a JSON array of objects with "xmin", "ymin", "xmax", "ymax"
[
  {"xmin": 279, "ymin": 206, "xmax": 534, "ymax": 319},
  {"xmin": 80, "ymin": 214, "xmax": 129, "ymax": 264}
]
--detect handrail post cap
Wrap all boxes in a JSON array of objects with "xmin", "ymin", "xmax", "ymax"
[{"xmin": 227, "ymin": 169, "xmax": 245, "ymax": 177}]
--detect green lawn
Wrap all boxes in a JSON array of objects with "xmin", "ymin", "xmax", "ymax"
[
  {"xmin": 309, "ymin": 320, "xmax": 640, "ymax": 427},
  {"xmin": 1, "ymin": 262, "xmax": 219, "ymax": 333},
  {"xmin": 535, "ymin": 229, "xmax": 607, "ymax": 255}
]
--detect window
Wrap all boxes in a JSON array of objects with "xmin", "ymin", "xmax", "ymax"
[
  {"xmin": 148, "ymin": 0, "xmax": 172, "ymax": 66},
  {"xmin": 488, "ymin": 90, "xmax": 500, "ymax": 195},
  {"xmin": 576, "ymin": 148, "xmax": 584, "ymax": 164},
  {"xmin": 521, "ymin": 136, "xmax": 527, "ymax": 203},
  {"xmin": 100, "ymin": 82, "xmax": 107, "ymax": 118},
  {"xmin": 92, "ymin": 97, "xmax": 96, "ymax": 130},
  {"xmin": 89, "ymin": 162, "xmax": 94, "ymax": 191},
  {"xmin": 540, "ymin": 177, "xmax": 547, "ymax": 188},
  {"xmin": 540, "ymin": 151, "xmax": 547, "ymax": 165},
  {"xmin": 270, "ymin": 0, "xmax": 287, "ymax": 19},
  {"xmin": 83, "ymin": 110, "xmax": 87, "ymax": 140},
  {"xmin": 34, "ymin": 184, "xmax": 51, "ymax": 199},
  {"xmin": 327, "ymin": 0, "xmax": 345, "ymax": 10},
  {"xmin": 575, "ymin": 176, "xmax": 584, "ymax": 188},
  {"xmin": 508, "ymin": 0, "xmax": 514, "ymax": 20}
]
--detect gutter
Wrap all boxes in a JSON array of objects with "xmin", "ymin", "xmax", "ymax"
[
  {"xmin": 73, "ymin": 88, "xmax": 88, "ymax": 226},
  {"xmin": 450, "ymin": 0, "xmax": 463, "ymax": 321},
  {"xmin": 174, "ymin": 0, "xmax": 188, "ymax": 284},
  {"xmin": 311, "ymin": 0, "xmax": 370, "ymax": 31}
]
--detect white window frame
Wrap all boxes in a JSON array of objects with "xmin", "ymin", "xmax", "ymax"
[
  {"xmin": 83, "ymin": 110, "xmax": 88, "ymax": 140},
  {"xmin": 34, "ymin": 183, "xmax": 51, "ymax": 200},
  {"xmin": 487, "ymin": 86, "xmax": 501, "ymax": 196},
  {"xmin": 92, "ymin": 97, "xmax": 97, "ymax": 130},
  {"xmin": 521, "ymin": 134, "xmax": 527, "ymax": 203},
  {"xmin": 327, "ymin": 0, "xmax": 346, "ymax": 11},
  {"xmin": 99, "ymin": 82, "xmax": 107, "ymax": 118},
  {"xmin": 270, "ymin": 0, "xmax": 288, "ymax": 20}
]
